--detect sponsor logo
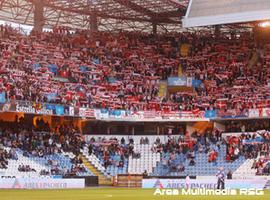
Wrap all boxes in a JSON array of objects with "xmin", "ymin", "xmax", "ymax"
[
  {"xmin": 16, "ymin": 104, "xmax": 53, "ymax": 115},
  {"xmin": 153, "ymin": 188, "xmax": 264, "ymax": 196},
  {"xmin": 2, "ymin": 103, "xmax": 11, "ymax": 111},
  {"xmin": 153, "ymin": 179, "xmax": 164, "ymax": 189}
]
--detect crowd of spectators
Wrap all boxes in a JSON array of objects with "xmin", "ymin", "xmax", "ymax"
[
  {"xmin": 225, "ymin": 131, "xmax": 270, "ymax": 162},
  {"xmin": 0, "ymin": 118, "xmax": 88, "ymax": 175},
  {"xmin": 183, "ymin": 32, "xmax": 270, "ymax": 111},
  {"xmin": 0, "ymin": 148, "xmax": 10, "ymax": 169},
  {"xmin": 70, "ymin": 156, "xmax": 87, "ymax": 175},
  {"xmin": 43, "ymin": 156, "xmax": 87, "ymax": 176},
  {"xmin": 252, "ymin": 156, "xmax": 270, "ymax": 175},
  {"xmin": 0, "ymin": 25, "xmax": 269, "ymax": 112},
  {"xmin": 152, "ymin": 130, "xmax": 222, "ymax": 173},
  {"xmin": 18, "ymin": 164, "xmax": 36, "ymax": 172},
  {"xmin": 152, "ymin": 128, "xmax": 270, "ymax": 175},
  {"xmin": 225, "ymin": 120, "xmax": 270, "ymax": 132},
  {"xmin": 140, "ymin": 137, "xmax": 149, "ymax": 145},
  {"xmin": 0, "ymin": 117, "xmax": 85, "ymax": 157},
  {"xmin": 88, "ymin": 137, "xmax": 136, "ymax": 170}
]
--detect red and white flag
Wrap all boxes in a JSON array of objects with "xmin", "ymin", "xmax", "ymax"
[
  {"xmin": 143, "ymin": 110, "xmax": 158, "ymax": 118},
  {"xmin": 216, "ymin": 98, "xmax": 228, "ymax": 109},
  {"xmin": 79, "ymin": 108, "xmax": 95, "ymax": 118}
]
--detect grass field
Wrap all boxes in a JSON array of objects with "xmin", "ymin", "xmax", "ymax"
[{"xmin": 0, "ymin": 188, "xmax": 269, "ymax": 200}]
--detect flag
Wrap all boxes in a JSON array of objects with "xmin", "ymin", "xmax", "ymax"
[
  {"xmin": 47, "ymin": 93, "xmax": 57, "ymax": 101},
  {"xmin": 187, "ymin": 77, "xmax": 193, "ymax": 87},
  {"xmin": 79, "ymin": 108, "xmax": 95, "ymax": 118},
  {"xmin": 0, "ymin": 92, "xmax": 6, "ymax": 103},
  {"xmin": 55, "ymin": 105, "xmax": 64, "ymax": 115},
  {"xmin": 216, "ymin": 98, "xmax": 228, "ymax": 109},
  {"xmin": 92, "ymin": 58, "xmax": 100, "ymax": 65},
  {"xmin": 69, "ymin": 106, "xmax": 74, "ymax": 116},
  {"xmin": 192, "ymin": 79, "xmax": 202, "ymax": 88},
  {"xmin": 143, "ymin": 111, "xmax": 157, "ymax": 118},
  {"xmin": 162, "ymin": 111, "xmax": 180, "ymax": 118},
  {"xmin": 33, "ymin": 63, "xmax": 41, "ymax": 70},
  {"xmin": 80, "ymin": 66, "xmax": 88, "ymax": 72},
  {"xmin": 205, "ymin": 110, "xmax": 217, "ymax": 118},
  {"xmin": 47, "ymin": 64, "xmax": 58, "ymax": 74},
  {"xmin": 85, "ymin": 109, "xmax": 95, "ymax": 118}
]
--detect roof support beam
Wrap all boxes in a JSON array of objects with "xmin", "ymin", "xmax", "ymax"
[
  {"xmin": 112, "ymin": 0, "xmax": 156, "ymax": 18},
  {"xmin": 27, "ymin": 0, "xmax": 179, "ymax": 24},
  {"xmin": 112, "ymin": 0, "xmax": 177, "ymax": 23}
]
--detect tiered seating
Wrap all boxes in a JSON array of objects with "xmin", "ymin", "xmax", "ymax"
[
  {"xmin": 85, "ymin": 137, "xmax": 131, "ymax": 177},
  {"xmin": 81, "ymin": 147, "xmax": 108, "ymax": 177},
  {"xmin": 128, "ymin": 144, "xmax": 160, "ymax": 174},
  {"xmin": 0, "ymin": 148, "xmax": 49, "ymax": 177},
  {"xmin": 0, "ymin": 120, "xmax": 94, "ymax": 178},
  {"xmin": 1, "ymin": 25, "xmax": 269, "ymax": 112},
  {"xmin": 0, "ymin": 148, "xmax": 93, "ymax": 177},
  {"xmin": 233, "ymin": 159, "xmax": 257, "ymax": 178},
  {"xmin": 152, "ymin": 144, "xmax": 246, "ymax": 176},
  {"xmin": 107, "ymin": 161, "xmax": 127, "ymax": 176},
  {"xmin": 95, "ymin": 154, "xmax": 128, "ymax": 176}
]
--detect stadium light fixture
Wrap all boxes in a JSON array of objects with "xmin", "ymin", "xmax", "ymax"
[{"xmin": 258, "ymin": 21, "xmax": 270, "ymax": 27}]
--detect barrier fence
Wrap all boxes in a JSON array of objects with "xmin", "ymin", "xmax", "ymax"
[{"xmin": 1, "ymin": 100, "xmax": 270, "ymax": 121}]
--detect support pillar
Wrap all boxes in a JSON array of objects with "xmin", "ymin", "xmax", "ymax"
[
  {"xmin": 107, "ymin": 126, "xmax": 111, "ymax": 135},
  {"xmin": 132, "ymin": 126, "xmax": 135, "ymax": 135},
  {"xmin": 152, "ymin": 22, "xmax": 157, "ymax": 35},
  {"xmin": 214, "ymin": 25, "xmax": 221, "ymax": 38},
  {"xmin": 90, "ymin": 14, "xmax": 98, "ymax": 32},
  {"xmin": 33, "ymin": 0, "xmax": 44, "ymax": 33}
]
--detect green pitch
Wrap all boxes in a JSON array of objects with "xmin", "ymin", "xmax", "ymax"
[{"xmin": 0, "ymin": 188, "xmax": 269, "ymax": 200}]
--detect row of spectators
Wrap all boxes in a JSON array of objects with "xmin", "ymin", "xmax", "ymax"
[
  {"xmin": 225, "ymin": 130, "xmax": 270, "ymax": 162},
  {"xmin": 88, "ymin": 137, "xmax": 136, "ymax": 170},
  {"xmin": 41, "ymin": 156, "xmax": 87, "ymax": 176},
  {"xmin": 0, "ymin": 25, "xmax": 269, "ymax": 112},
  {"xmin": 0, "ymin": 119, "xmax": 88, "ymax": 175},
  {"xmin": 152, "ymin": 129, "xmax": 270, "ymax": 175},
  {"xmin": 18, "ymin": 164, "xmax": 36, "ymax": 172},
  {"xmin": 252, "ymin": 156, "xmax": 270, "ymax": 175},
  {"xmin": 224, "ymin": 130, "xmax": 270, "ymax": 175},
  {"xmin": 0, "ymin": 119, "xmax": 84, "ymax": 157},
  {"xmin": 152, "ymin": 131, "xmax": 222, "ymax": 173},
  {"xmin": 225, "ymin": 120, "xmax": 270, "ymax": 132},
  {"xmin": 0, "ymin": 148, "xmax": 10, "ymax": 169}
]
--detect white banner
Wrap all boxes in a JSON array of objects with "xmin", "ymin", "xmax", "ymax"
[
  {"xmin": 0, "ymin": 178, "xmax": 85, "ymax": 189},
  {"xmin": 142, "ymin": 178, "xmax": 268, "ymax": 189},
  {"xmin": 187, "ymin": 77, "xmax": 193, "ymax": 87},
  {"xmin": 262, "ymin": 108, "xmax": 270, "ymax": 117},
  {"xmin": 248, "ymin": 109, "xmax": 261, "ymax": 118}
]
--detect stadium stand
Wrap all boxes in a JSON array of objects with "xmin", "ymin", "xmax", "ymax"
[
  {"xmin": 0, "ymin": 25, "xmax": 269, "ymax": 113},
  {"xmin": 0, "ymin": 23, "xmax": 269, "ymax": 187},
  {"xmin": 0, "ymin": 117, "xmax": 270, "ymax": 185},
  {"xmin": 2, "ymin": 1, "xmax": 270, "ymax": 199},
  {"xmin": 0, "ymin": 120, "xmax": 93, "ymax": 178}
]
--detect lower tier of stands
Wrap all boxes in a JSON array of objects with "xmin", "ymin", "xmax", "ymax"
[
  {"xmin": 1, "ymin": 134, "xmax": 269, "ymax": 179},
  {"xmin": 0, "ymin": 147, "xmax": 93, "ymax": 178}
]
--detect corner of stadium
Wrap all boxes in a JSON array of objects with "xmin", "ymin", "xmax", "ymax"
[{"xmin": 0, "ymin": 0, "xmax": 269, "ymax": 200}]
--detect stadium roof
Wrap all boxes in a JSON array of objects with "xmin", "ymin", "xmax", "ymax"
[
  {"xmin": 0, "ymin": 0, "xmax": 189, "ymax": 32},
  {"xmin": 183, "ymin": 0, "xmax": 270, "ymax": 28}
]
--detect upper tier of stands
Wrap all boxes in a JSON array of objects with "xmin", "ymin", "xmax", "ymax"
[{"xmin": 0, "ymin": 25, "xmax": 269, "ymax": 112}]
